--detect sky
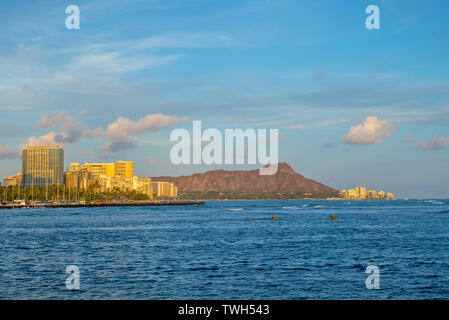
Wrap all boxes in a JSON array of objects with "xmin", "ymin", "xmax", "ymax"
[{"xmin": 0, "ymin": 0, "xmax": 449, "ymax": 198}]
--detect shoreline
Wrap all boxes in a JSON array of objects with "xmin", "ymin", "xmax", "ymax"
[{"xmin": 0, "ymin": 200, "xmax": 205, "ymax": 210}]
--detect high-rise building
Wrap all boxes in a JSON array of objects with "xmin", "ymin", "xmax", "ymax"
[
  {"xmin": 84, "ymin": 163, "xmax": 115, "ymax": 178},
  {"xmin": 359, "ymin": 187, "xmax": 367, "ymax": 200},
  {"xmin": 22, "ymin": 146, "xmax": 64, "ymax": 187},
  {"xmin": 80, "ymin": 161, "xmax": 133, "ymax": 179},
  {"xmin": 115, "ymin": 161, "xmax": 134, "ymax": 178},
  {"xmin": 151, "ymin": 181, "xmax": 177, "ymax": 198},
  {"xmin": 65, "ymin": 168, "xmax": 94, "ymax": 189}
]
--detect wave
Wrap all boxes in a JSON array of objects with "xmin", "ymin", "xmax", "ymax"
[
  {"xmin": 313, "ymin": 205, "xmax": 325, "ymax": 208},
  {"xmin": 282, "ymin": 206, "xmax": 299, "ymax": 210},
  {"xmin": 228, "ymin": 208, "xmax": 246, "ymax": 212}
]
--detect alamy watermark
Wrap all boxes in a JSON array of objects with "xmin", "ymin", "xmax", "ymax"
[
  {"xmin": 365, "ymin": 265, "xmax": 380, "ymax": 290},
  {"xmin": 170, "ymin": 121, "xmax": 279, "ymax": 175},
  {"xmin": 64, "ymin": 5, "xmax": 379, "ymax": 31},
  {"xmin": 66, "ymin": 265, "xmax": 80, "ymax": 290},
  {"xmin": 65, "ymin": 5, "xmax": 80, "ymax": 30},
  {"xmin": 365, "ymin": 5, "xmax": 380, "ymax": 30}
]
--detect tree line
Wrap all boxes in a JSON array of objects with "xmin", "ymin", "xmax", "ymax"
[{"xmin": 0, "ymin": 182, "xmax": 152, "ymax": 203}]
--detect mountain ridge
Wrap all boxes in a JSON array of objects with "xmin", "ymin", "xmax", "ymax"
[{"xmin": 151, "ymin": 163, "xmax": 336, "ymax": 194}]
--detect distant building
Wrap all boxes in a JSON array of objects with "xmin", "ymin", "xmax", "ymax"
[
  {"xmin": 152, "ymin": 182, "xmax": 177, "ymax": 198},
  {"xmin": 64, "ymin": 161, "xmax": 175, "ymax": 200},
  {"xmin": 359, "ymin": 187, "xmax": 367, "ymax": 200},
  {"xmin": 3, "ymin": 173, "xmax": 22, "ymax": 187},
  {"xmin": 65, "ymin": 167, "xmax": 94, "ymax": 189},
  {"xmin": 80, "ymin": 161, "xmax": 134, "ymax": 179},
  {"xmin": 84, "ymin": 163, "xmax": 115, "ymax": 178},
  {"xmin": 115, "ymin": 161, "xmax": 134, "ymax": 178},
  {"xmin": 97, "ymin": 175, "xmax": 154, "ymax": 199},
  {"xmin": 340, "ymin": 186, "xmax": 394, "ymax": 200},
  {"xmin": 133, "ymin": 177, "xmax": 153, "ymax": 198},
  {"xmin": 22, "ymin": 146, "xmax": 64, "ymax": 187}
]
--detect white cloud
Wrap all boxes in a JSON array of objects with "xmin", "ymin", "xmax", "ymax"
[
  {"xmin": 85, "ymin": 113, "xmax": 189, "ymax": 152},
  {"xmin": 418, "ymin": 136, "xmax": 449, "ymax": 151},
  {"xmin": 0, "ymin": 144, "xmax": 18, "ymax": 159},
  {"xmin": 14, "ymin": 111, "xmax": 82, "ymax": 153},
  {"xmin": 86, "ymin": 113, "xmax": 189, "ymax": 140},
  {"xmin": 66, "ymin": 52, "xmax": 178, "ymax": 77},
  {"xmin": 342, "ymin": 116, "xmax": 393, "ymax": 145},
  {"xmin": 1, "ymin": 154, "xmax": 19, "ymax": 159},
  {"xmin": 38, "ymin": 111, "xmax": 82, "ymax": 144},
  {"xmin": 18, "ymin": 132, "xmax": 61, "ymax": 151},
  {"xmin": 39, "ymin": 111, "xmax": 77, "ymax": 130}
]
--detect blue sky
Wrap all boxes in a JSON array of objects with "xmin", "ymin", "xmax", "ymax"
[{"xmin": 1, "ymin": 0, "xmax": 449, "ymax": 198}]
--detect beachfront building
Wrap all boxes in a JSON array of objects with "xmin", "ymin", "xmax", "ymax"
[
  {"xmin": 65, "ymin": 167, "xmax": 94, "ymax": 189},
  {"xmin": 22, "ymin": 146, "xmax": 64, "ymax": 187},
  {"xmin": 133, "ymin": 177, "xmax": 153, "ymax": 198},
  {"xmin": 84, "ymin": 163, "xmax": 116, "ymax": 178},
  {"xmin": 64, "ymin": 161, "xmax": 176, "ymax": 199},
  {"xmin": 151, "ymin": 182, "xmax": 177, "ymax": 198},
  {"xmin": 3, "ymin": 173, "xmax": 22, "ymax": 187},
  {"xmin": 96, "ymin": 175, "xmax": 154, "ymax": 199},
  {"xmin": 339, "ymin": 187, "xmax": 394, "ymax": 200},
  {"xmin": 80, "ymin": 161, "xmax": 135, "ymax": 179},
  {"xmin": 115, "ymin": 161, "xmax": 134, "ymax": 178}
]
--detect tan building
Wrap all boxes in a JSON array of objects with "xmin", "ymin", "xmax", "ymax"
[
  {"xmin": 152, "ymin": 182, "xmax": 177, "ymax": 198},
  {"xmin": 133, "ymin": 177, "xmax": 153, "ymax": 199},
  {"xmin": 65, "ymin": 168, "xmax": 94, "ymax": 189},
  {"xmin": 359, "ymin": 187, "xmax": 367, "ymax": 200},
  {"xmin": 64, "ymin": 161, "xmax": 173, "ymax": 200},
  {"xmin": 115, "ymin": 161, "xmax": 134, "ymax": 178},
  {"xmin": 77, "ymin": 161, "xmax": 134, "ymax": 179},
  {"xmin": 84, "ymin": 163, "xmax": 115, "ymax": 178},
  {"xmin": 3, "ymin": 173, "xmax": 22, "ymax": 186},
  {"xmin": 22, "ymin": 146, "xmax": 64, "ymax": 187},
  {"xmin": 97, "ymin": 175, "xmax": 153, "ymax": 199},
  {"xmin": 70, "ymin": 162, "xmax": 82, "ymax": 171},
  {"xmin": 340, "ymin": 187, "xmax": 394, "ymax": 200}
]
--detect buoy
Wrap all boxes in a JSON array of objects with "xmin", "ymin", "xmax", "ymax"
[
  {"xmin": 271, "ymin": 216, "xmax": 279, "ymax": 220},
  {"xmin": 251, "ymin": 219, "xmax": 256, "ymax": 221},
  {"xmin": 331, "ymin": 215, "xmax": 339, "ymax": 220}
]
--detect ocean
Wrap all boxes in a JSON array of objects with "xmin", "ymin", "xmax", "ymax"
[{"xmin": 1, "ymin": 199, "xmax": 449, "ymax": 299}]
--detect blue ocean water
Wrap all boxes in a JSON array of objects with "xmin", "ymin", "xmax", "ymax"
[{"xmin": 1, "ymin": 199, "xmax": 449, "ymax": 300}]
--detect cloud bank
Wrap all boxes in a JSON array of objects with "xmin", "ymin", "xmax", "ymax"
[
  {"xmin": 0, "ymin": 144, "xmax": 20, "ymax": 159},
  {"xmin": 419, "ymin": 136, "xmax": 449, "ymax": 151},
  {"xmin": 86, "ymin": 113, "xmax": 189, "ymax": 140},
  {"xmin": 342, "ymin": 116, "xmax": 393, "ymax": 145},
  {"xmin": 85, "ymin": 113, "xmax": 189, "ymax": 152}
]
